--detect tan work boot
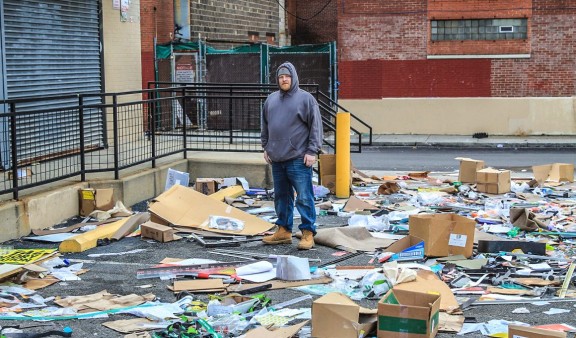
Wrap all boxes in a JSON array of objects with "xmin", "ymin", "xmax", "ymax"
[
  {"xmin": 262, "ymin": 226, "xmax": 293, "ymax": 245},
  {"xmin": 297, "ymin": 230, "xmax": 315, "ymax": 250}
]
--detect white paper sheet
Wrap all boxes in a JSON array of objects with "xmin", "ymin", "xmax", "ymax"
[
  {"xmin": 276, "ymin": 256, "xmax": 310, "ymax": 281},
  {"xmin": 236, "ymin": 261, "xmax": 276, "ymax": 283}
]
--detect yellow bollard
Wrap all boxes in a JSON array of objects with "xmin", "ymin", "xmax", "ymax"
[{"xmin": 335, "ymin": 112, "xmax": 351, "ymax": 198}]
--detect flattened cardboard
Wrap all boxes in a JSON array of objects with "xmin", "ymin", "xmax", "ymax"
[
  {"xmin": 246, "ymin": 320, "xmax": 309, "ymax": 338},
  {"xmin": 533, "ymin": 163, "xmax": 574, "ymax": 183},
  {"xmin": 343, "ymin": 195, "xmax": 379, "ymax": 212},
  {"xmin": 508, "ymin": 325, "xmax": 567, "ymax": 338},
  {"xmin": 140, "ymin": 221, "xmax": 180, "ymax": 242},
  {"xmin": 312, "ymin": 292, "xmax": 377, "ymax": 338},
  {"xmin": 172, "ymin": 279, "xmax": 225, "ymax": 292},
  {"xmin": 103, "ymin": 318, "xmax": 156, "ymax": 334},
  {"xmin": 476, "ymin": 168, "xmax": 511, "ymax": 194},
  {"xmin": 378, "ymin": 288, "xmax": 441, "ymax": 338},
  {"xmin": 455, "ymin": 157, "xmax": 484, "ymax": 183},
  {"xmin": 148, "ymin": 185, "xmax": 274, "ymax": 236},
  {"xmin": 409, "ymin": 213, "xmax": 475, "ymax": 258}
]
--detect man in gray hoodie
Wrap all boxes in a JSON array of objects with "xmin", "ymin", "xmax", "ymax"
[{"xmin": 261, "ymin": 62, "xmax": 323, "ymax": 250}]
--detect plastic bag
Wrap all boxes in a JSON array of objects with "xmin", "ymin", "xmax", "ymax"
[
  {"xmin": 313, "ymin": 185, "xmax": 330, "ymax": 198},
  {"xmin": 359, "ymin": 270, "xmax": 391, "ymax": 297},
  {"xmin": 208, "ymin": 216, "xmax": 244, "ymax": 231},
  {"xmin": 348, "ymin": 214, "xmax": 390, "ymax": 231}
]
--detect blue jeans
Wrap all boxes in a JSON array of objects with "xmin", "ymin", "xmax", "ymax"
[{"xmin": 272, "ymin": 157, "xmax": 316, "ymax": 235}]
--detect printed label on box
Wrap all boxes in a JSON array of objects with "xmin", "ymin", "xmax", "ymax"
[
  {"xmin": 82, "ymin": 190, "xmax": 95, "ymax": 200},
  {"xmin": 448, "ymin": 234, "xmax": 467, "ymax": 247}
]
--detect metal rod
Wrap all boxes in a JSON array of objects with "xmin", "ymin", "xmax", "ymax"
[{"xmin": 472, "ymin": 298, "xmax": 576, "ymax": 306}]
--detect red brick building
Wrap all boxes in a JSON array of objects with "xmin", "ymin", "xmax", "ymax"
[
  {"xmin": 336, "ymin": 0, "xmax": 576, "ymax": 99},
  {"xmin": 140, "ymin": 0, "xmax": 175, "ymax": 90}
]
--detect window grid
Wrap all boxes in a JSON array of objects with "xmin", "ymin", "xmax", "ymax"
[{"xmin": 431, "ymin": 18, "xmax": 527, "ymax": 41}]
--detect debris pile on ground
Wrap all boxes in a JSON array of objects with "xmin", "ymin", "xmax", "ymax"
[{"xmin": 0, "ymin": 161, "xmax": 575, "ymax": 337}]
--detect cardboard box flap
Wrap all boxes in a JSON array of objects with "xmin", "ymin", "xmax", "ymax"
[
  {"xmin": 386, "ymin": 235, "xmax": 425, "ymax": 262},
  {"xmin": 312, "ymin": 292, "xmax": 377, "ymax": 338},
  {"xmin": 393, "ymin": 270, "xmax": 458, "ymax": 311},
  {"xmin": 533, "ymin": 163, "xmax": 574, "ymax": 183},
  {"xmin": 378, "ymin": 288, "xmax": 441, "ymax": 338},
  {"xmin": 455, "ymin": 157, "xmax": 485, "ymax": 183},
  {"xmin": 359, "ymin": 306, "xmax": 378, "ymax": 315},
  {"xmin": 148, "ymin": 185, "xmax": 274, "ymax": 236},
  {"xmin": 380, "ymin": 290, "xmax": 436, "ymax": 319}
]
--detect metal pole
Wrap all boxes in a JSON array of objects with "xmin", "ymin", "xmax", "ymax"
[
  {"xmin": 112, "ymin": 94, "xmax": 119, "ymax": 179},
  {"xmin": 79, "ymin": 95, "xmax": 86, "ymax": 182},
  {"xmin": 228, "ymin": 88, "xmax": 233, "ymax": 144},
  {"xmin": 182, "ymin": 87, "xmax": 187, "ymax": 158},
  {"xmin": 335, "ymin": 112, "xmax": 350, "ymax": 198},
  {"xmin": 9, "ymin": 102, "xmax": 18, "ymax": 200}
]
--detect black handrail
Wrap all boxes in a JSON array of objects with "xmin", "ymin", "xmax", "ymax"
[{"xmin": 0, "ymin": 83, "xmax": 371, "ymax": 199}]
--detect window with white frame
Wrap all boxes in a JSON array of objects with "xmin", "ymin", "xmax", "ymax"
[{"xmin": 431, "ymin": 18, "xmax": 527, "ymax": 41}]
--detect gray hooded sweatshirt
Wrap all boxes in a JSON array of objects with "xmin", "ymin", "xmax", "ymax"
[{"xmin": 261, "ymin": 62, "xmax": 323, "ymax": 162}]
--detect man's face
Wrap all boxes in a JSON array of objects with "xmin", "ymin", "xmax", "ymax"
[{"xmin": 278, "ymin": 74, "xmax": 292, "ymax": 92}]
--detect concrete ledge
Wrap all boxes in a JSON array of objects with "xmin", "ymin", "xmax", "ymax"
[
  {"xmin": 187, "ymin": 151, "xmax": 272, "ymax": 189},
  {"xmin": 0, "ymin": 153, "xmax": 269, "ymax": 243}
]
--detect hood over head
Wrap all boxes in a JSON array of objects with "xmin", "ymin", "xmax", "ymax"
[{"xmin": 276, "ymin": 62, "xmax": 299, "ymax": 94}]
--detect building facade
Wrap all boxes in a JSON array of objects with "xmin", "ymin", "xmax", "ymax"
[{"xmin": 336, "ymin": 0, "xmax": 576, "ymax": 135}]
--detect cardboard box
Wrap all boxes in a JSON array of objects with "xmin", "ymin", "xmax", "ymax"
[
  {"xmin": 533, "ymin": 163, "xmax": 574, "ymax": 183},
  {"xmin": 140, "ymin": 221, "xmax": 179, "ymax": 242},
  {"xmin": 378, "ymin": 288, "xmax": 441, "ymax": 338},
  {"xmin": 312, "ymin": 292, "xmax": 377, "ymax": 338},
  {"xmin": 508, "ymin": 325, "xmax": 567, "ymax": 338},
  {"xmin": 456, "ymin": 157, "xmax": 485, "ymax": 183},
  {"xmin": 409, "ymin": 213, "xmax": 476, "ymax": 258},
  {"xmin": 319, "ymin": 154, "xmax": 352, "ymax": 194},
  {"xmin": 385, "ymin": 235, "xmax": 425, "ymax": 262},
  {"xmin": 195, "ymin": 178, "xmax": 221, "ymax": 195},
  {"xmin": 79, "ymin": 188, "xmax": 114, "ymax": 216},
  {"xmin": 319, "ymin": 154, "xmax": 337, "ymax": 193},
  {"xmin": 476, "ymin": 168, "xmax": 511, "ymax": 194}
]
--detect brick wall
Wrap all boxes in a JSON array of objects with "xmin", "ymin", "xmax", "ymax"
[
  {"xmin": 338, "ymin": 0, "xmax": 427, "ymax": 61},
  {"xmin": 140, "ymin": 0, "xmax": 174, "ymax": 89},
  {"xmin": 190, "ymin": 0, "xmax": 278, "ymax": 48},
  {"xmin": 289, "ymin": 0, "xmax": 337, "ymax": 45},
  {"xmin": 337, "ymin": 0, "xmax": 576, "ymax": 98},
  {"xmin": 428, "ymin": 0, "xmax": 532, "ymax": 19},
  {"xmin": 492, "ymin": 11, "xmax": 576, "ymax": 97},
  {"xmin": 340, "ymin": 59, "xmax": 490, "ymax": 98}
]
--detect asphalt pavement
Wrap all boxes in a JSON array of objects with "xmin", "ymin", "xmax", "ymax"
[
  {"xmin": 1, "ymin": 197, "xmax": 576, "ymax": 338},
  {"xmin": 1, "ymin": 135, "xmax": 576, "ymax": 337}
]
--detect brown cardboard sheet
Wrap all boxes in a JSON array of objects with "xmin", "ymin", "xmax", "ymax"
[
  {"xmin": 298, "ymin": 226, "xmax": 396, "ymax": 252},
  {"xmin": 393, "ymin": 269, "xmax": 459, "ymax": 312},
  {"xmin": 148, "ymin": 185, "xmax": 274, "ymax": 236}
]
